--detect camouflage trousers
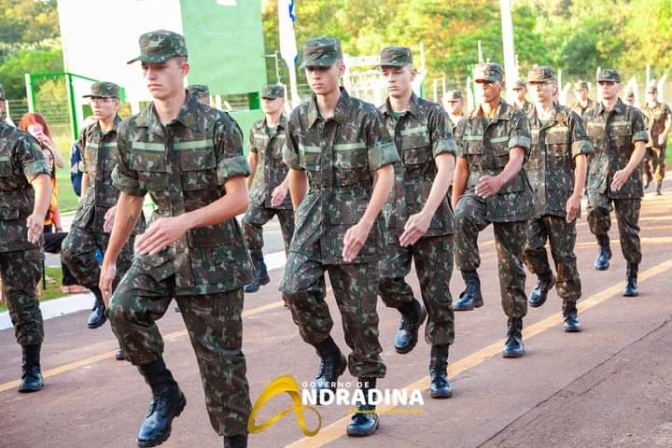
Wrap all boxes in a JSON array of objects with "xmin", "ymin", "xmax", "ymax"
[
  {"xmin": 455, "ymin": 194, "xmax": 528, "ymax": 318},
  {"xmin": 378, "ymin": 234, "xmax": 455, "ymax": 346},
  {"xmin": 643, "ymin": 145, "xmax": 666, "ymax": 185},
  {"xmin": 0, "ymin": 248, "xmax": 44, "ymax": 346},
  {"xmin": 242, "ymin": 204, "xmax": 295, "ymax": 253},
  {"xmin": 108, "ymin": 266, "xmax": 251, "ymax": 437},
  {"xmin": 62, "ymin": 226, "xmax": 135, "ymax": 290},
  {"xmin": 280, "ymin": 252, "xmax": 386, "ymax": 379},
  {"xmin": 587, "ymin": 194, "xmax": 642, "ymax": 264},
  {"xmin": 524, "ymin": 215, "xmax": 581, "ymax": 302}
]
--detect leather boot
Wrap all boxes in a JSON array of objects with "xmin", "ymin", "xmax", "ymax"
[
  {"xmin": 528, "ymin": 270, "xmax": 556, "ymax": 308},
  {"xmin": 313, "ymin": 337, "xmax": 347, "ymax": 404},
  {"xmin": 429, "ymin": 344, "xmax": 453, "ymax": 399},
  {"xmin": 223, "ymin": 435, "xmax": 248, "ymax": 448},
  {"xmin": 656, "ymin": 182, "xmax": 663, "ymax": 195},
  {"xmin": 244, "ymin": 251, "xmax": 270, "ymax": 293},
  {"xmin": 502, "ymin": 317, "xmax": 524, "ymax": 358},
  {"xmin": 18, "ymin": 344, "xmax": 44, "ymax": 393},
  {"xmin": 623, "ymin": 263, "xmax": 639, "ymax": 297},
  {"xmin": 115, "ymin": 349, "xmax": 125, "ymax": 361},
  {"xmin": 452, "ymin": 270, "xmax": 483, "ymax": 311},
  {"xmin": 394, "ymin": 298, "xmax": 427, "ymax": 354},
  {"xmin": 594, "ymin": 235, "xmax": 611, "ymax": 271},
  {"xmin": 563, "ymin": 301, "xmax": 582, "ymax": 332},
  {"xmin": 137, "ymin": 358, "xmax": 187, "ymax": 448},
  {"xmin": 347, "ymin": 378, "xmax": 379, "ymax": 437},
  {"xmin": 87, "ymin": 286, "xmax": 107, "ymax": 329}
]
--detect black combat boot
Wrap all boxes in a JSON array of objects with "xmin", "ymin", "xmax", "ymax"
[
  {"xmin": 223, "ymin": 435, "xmax": 248, "ymax": 448},
  {"xmin": 394, "ymin": 298, "xmax": 427, "ymax": 354},
  {"xmin": 623, "ymin": 263, "xmax": 639, "ymax": 297},
  {"xmin": 452, "ymin": 270, "xmax": 483, "ymax": 311},
  {"xmin": 502, "ymin": 317, "xmax": 525, "ymax": 358},
  {"xmin": 87, "ymin": 286, "xmax": 107, "ymax": 329},
  {"xmin": 244, "ymin": 251, "xmax": 270, "ymax": 293},
  {"xmin": 313, "ymin": 337, "xmax": 347, "ymax": 404},
  {"xmin": 656, "ymin": 182, "xmax": 663, "ymax": 195},
  {"xmin": 137, "ymin": 358, "xmax": 187, "ymax": 448},
  {"xmin": 594, "ymin": 235, "xmax": 611, "ymax": 271},
  {"xmin": 115, "ymin": 349, "xmax": 125, "ymax": 361},
  {"xmin": 18, "ymin": 344, "xmax": 44, "ymax": 393},
  {"xmin": 562, "ymin": 301, "xmax": 582, "ymax": 333},
  {"xmin": 528, "ymin": 270, "xmax": 556, "ymax": 308},
  {"xmin": 347, "ymin": 378, "xmax": 379, "ymax": 437},
  {"xmin": 429, "ymin": 344, "xmax": 453, "ymax": 399}
]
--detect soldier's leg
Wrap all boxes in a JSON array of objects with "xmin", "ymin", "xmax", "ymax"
[
  {"xmin": 525, "ymin": 217, "xmax": 555, "ymax": 308},
  {"xmin": 547, "ymin": 217, "xmax": 582, "ymax": 332},
  {"xmin": 61, "ymin": 225, "xmax": 100, "ymax": 289},
  {"xmin": 653, "ymin": 146, "xmax": 666, "ymax": 194},
  {"xmin": 242, "ymin": 205, "xmax": 274, "ymax": 293},
  {"xmin": 587, "ymin": 191, "xmax": 613, "ymax": 270},
  {"xmin": 178, "ymin": 289, "xmax": 251, "ymax": 439},
  {"xmin": 276, "ymin": 209, "xmax": 296, "ymax": 255},
  {"xmin": 614, "ymin": 198, "xmax": 642, "ymax": 296},
  {"xmin": 642, "ymin": 148, "xmax": 653, "ymax": 188},
  {"xmin": 454, "ymin": 193, "xmax": 489, "ymax": 310}
]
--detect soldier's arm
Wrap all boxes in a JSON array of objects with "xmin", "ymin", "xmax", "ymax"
[
  {"xmin": 451, "ymin": 118, "xmax": 469, "ymax": 208},
  {"xmin": 661, "ymin": 105, "xmax": 672, "ymax": 144},
  {"xmin": 282, "ymin": 114, "xmax": 308, "ymax": 210},
  {"xmin": 246, "ymin": 151, "xmax": 258, "ymax": 191},
  {"xmin": 566, "ymin": 110, "xmax": 592, "ymax": 222},
  {"xmin": 16, "ymin": 134, "xmax": 52, "ymax": 243},
  {"xmin": 80, "ymin": 173, "xmax": 90, "ymax": 199},
  {"xmin": 611, "ymin": 109, "xmax": 648, "ymax": 191},
  {"xmin": 27, "ymin": 174, "xmax": 52, "ymax": 243}
]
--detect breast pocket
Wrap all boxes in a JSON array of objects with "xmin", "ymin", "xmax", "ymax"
[
  {"xmin": 179, "ymin": 148, "xmax": 218, "ymax": 191},
  {"xmin": 129, "ymin": 146, "xmax": 169, "ymax": 192},
  {"xmin": 334, "ymin": 144, "xmax": 369, "ymax": 187}
]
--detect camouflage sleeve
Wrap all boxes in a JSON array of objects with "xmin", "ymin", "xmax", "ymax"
[
  {"xmin": 453, "ymin": 118, "xmax": 466, "ymax": 158},
  {"xmin": 15, "ymin": 133, "xmax": 50, "ymax": 182},
  {"xmin": 631, "ymin": 108, "xmax": 649, "ymax": 144},
  {"xmin": 429, "ymin": 105, "xmax": 456, "ymax": 158},
  {"xmin": 367, "ymin": 110, "xmax": 400, "ymax": 171},
  {"xmin": 248, "ymin": 126, "xmax": 258, "ymax": 154},
  {"xmin": 509, "ymin": 109, "xmax": 532, "ymax": 153},
  {"xmin": 79, "ymin": 127, "xmax": 88, "ymax": 173},
  {"xmin": 282, "ymin": 111, "xmax": 302, "ymax": 170},
  {"xmin": 214, "ymin": 113, "xmax": 250, "ymax": 184},
  {"xmin": 568, "ymin": 110, "xmax": 593, "ymax": 158},
  {"xmin": 112, "ymin": 119, "xmax": 146, "ymax": 197}
]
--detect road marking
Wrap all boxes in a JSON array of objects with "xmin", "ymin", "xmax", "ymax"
[
  {"xmin": 285, "ymin": 259, "xmax": 672, "ymax": 448},
  {"xmin": 576, "ymin": 236, "xmax": 672, "ymax": 249}
]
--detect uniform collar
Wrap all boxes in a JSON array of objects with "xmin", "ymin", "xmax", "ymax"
[
  {"xmin": 135, "ymin": 92, "xmax": 205, "ymax": 134},
  {"xmin": 381, "ymin": 92, "xmax": 420, "ymax": 118},
  {"xmin": 469, "ymin": 98, "xmax": 514, "ymax": 120},
  {"xmin": 95, "ymin": 114, "xmax": 121, "ymax": 135},
  {"xmin": 257, "ymin": 113, "xmax": 287, "ymax": 131},
  {"xmin": 595, "ymin": 98, "xmax": 626, "ymax": 116},
  {"xmin": 307, "ymin": 87, "xmax": 350, "ymax": 128}
]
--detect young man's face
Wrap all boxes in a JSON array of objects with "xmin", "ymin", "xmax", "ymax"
[
  {"xmin": 89, "ymin": 97, "xmax": 120, "ymax": 122},
  {"xmin": 262, "ymin": 97, "xmax": 284, "ymax": 115},
  {"xmin": 381, "ymin": 65, "xmax": 416, "ymax": 99},
  {"xmin": 305, "ymin": 61, "xmax": 344, "ymax": 96},
  {"xmin": 475, "ymin": 80, "xmax": 502, "ymax": 104},
  {"xmin": 645, "ymin": 90, "xmax": 658, "ymax": 105},
  {"xmin": 142, "ymin": 57, "xmax": 189, "ymax": 101},
  {"xmin": 529, "ymin": 81, "xmax": 555, "ymax": 104},
  {"xmin": 513, "ymin": 87, "xmax": 527, "ymax": 102},
  {"xmin": 445, "ymin": 98, "xmax": 464, "ymax": 115},
  {"xmin": 598, "ymin": 81, "xmax": 621, "ymax": 102},
  {"xmin": 574, "ymin": 88, "xmax": 589, "ymax": 102}
]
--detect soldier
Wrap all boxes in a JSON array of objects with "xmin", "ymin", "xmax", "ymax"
[
  {"xmin": 101, "ymin": 30, "xmax": 252, "ymax": 448},
  {"xmin": 512, "ymin": 80, "xmax": 534, "ymax": 115},
  {"xmin": 187, "ymin": 84, "xmax": 210, "ymax": 106},
  {"xmin": 443, "ymin": 89, "xmax": 465, "ymax": 133},
  {"xmin": 585, "ymin": 69, "xmax": 648, "ymax": 297},
  {"xmin": 523, "ymin": 66, "xmax": 592, "ymax": 332},
  {"xmin": 571, "ymin": 81, "xmax": 595, "ymax": 118},
  {"xmin": 281, "ymin": 37, "xmax": 399, "ymax": 437},
  {"xmin": 241, "ymin": 84, "xmax": 294, "ymax": 293},
  {"xmin": 377, "ymin": 47, "xmax": 456, "ymax": 398},
  {"xmin": 641, "ymin": 80, "xmax": 671, "ymax": 195},
  {"xmin": 451, "ymin": 62, "xmax": 535, "ymax": 358},
  {"xmin": 625, "ymin": 89, "xmax": 636, "ymax": 107},
  {"xmin": 0, "ymin": 82, "xmax": 52, "ymax": 392},
  {"xmin": 61, "ymin": 82, "xmax": 144, "ymax": 362}
]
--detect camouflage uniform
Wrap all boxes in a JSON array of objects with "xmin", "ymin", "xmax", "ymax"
[
  {"xmin": 444, "ymin": 89, "xmax": 465, "ymax": 134},
  {"xmin": 0, "ymin": 119, "xmax": 49, "ymax": 347},
  {"xmin": 513, "ymin": 80, "xmax": 534, "ymax": 115},
  {"xmin": 187, "ymin": 84, "xmax": 210, "ymax": 105},
  {"xmin": 378, "ymin": 91, "xmax": 456, "ymax": 347},
  {"xmin": 570, "ymin": 82, "xmax": 595, "ymax": 118},
  {"xmin": 109, "ymin": 91, "xmax": 254, "ymax": 436},
  {"xmin": 523, "ymin": 68, "xmax": 593, "ymax": 306},
  {"xmin": 641, "ymin": 96, "xmax": 671, "ymax": 189}
]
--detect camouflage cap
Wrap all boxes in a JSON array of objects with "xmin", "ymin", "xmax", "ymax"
[
  {"xmin": 597, "ymin": 69, "xmax": 621, "ymax": 83},
  {"xmin": 82, "ymin": 81, "xmax": 120, "ymax": 98},
  {"xmin": 187, "ymin": 84, "xmax": 210, "ymax": 98},
  {"xmin": 379, "ymin": 46, "xmax": 413, "ymax": 67},
  {"xmin": 0, "ymin": 83, "xmax": 4, "ymax": 100},
  {"xmin": 512, "ymin": 80, "xmax": 526, "ymax": 90},
  {"xmin": 474, "ymin": 63, "xmax": 504, "ymax": 82},
  {"xmin": 444, "ymin": 90, "xmax": 463, "ymax": 101},
  {"xmin": 646, "ymin": 80, "xmax": 658, "ymax": 93},
  {"xmin": 300, "ymin": 37, "xmax": 342, "ymax": 68},
  {"xmin": 526, "ymin": 66, "xmax": 556, "ymax": 83},
  {"xmin": 626, "ymin": 89, "xmax": 635, "ymax": 98},
  {"xmin": 573, "ymin": 81, "xmax": 590, "ymax": 91},
  {"xmin": 127, "ymin": 30, "xmax": 188, "ymax": 65},
  {"xmin": 261, "ymin": 84, "xmax": 285, "ymax": 99}
]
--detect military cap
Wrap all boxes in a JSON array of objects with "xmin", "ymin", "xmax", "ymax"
[
  {"xmin": 379, "ymin": 46, "xmax": 413, "ymax": 67},
  {"xmin": 646, "ymin": 80, "xmax": 658, "ymax": 93},
  {"xmin": 300, "ymin": 37, "xmax": 342, "ymax": 68},
  {"xmin": 626, "ymin": 89, "xmax": 635, "ymax": 99},
  {"xmin": 474, "ymin": 63, "xmax": 504, "ymax": 82},
  {"xmin": 82, "ymin": 81, "xmax": 120, "ymax": 98},
  {"xmin": 127, "ymin": 30, "xmax": 188, "ymax": 64},
  {"xmin": 261, "ymin": 84, "xmax": 285, "ymax": 99},
  {"xmin": 0, "ymin": 83, "xmax": 4, "ymax": 100},
  {"xmin": 597, "ymin": 69, "xmax": 621, "ymax": 83},
  {"xmin": 512, "ymin": 80, "xmax": 527, "ymax": 90},
  {"xmin": 526, "ymin": 66, "xmax": 556, "ymax": 83},
  {"xmin": 187, "ymin": 84, "xmax": 210, "ymax": 98},
  {"xmin": 573, "ymin": 81, "xmax": 590, "ymax": 91},
  {"xmin": 444, "ymin": 90, "xmax": 463, "ymax": 101}
]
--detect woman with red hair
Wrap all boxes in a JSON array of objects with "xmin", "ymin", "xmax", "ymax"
[{"xmin": 18, "ymin": 113, "xmax": 65, "ymax": 168}]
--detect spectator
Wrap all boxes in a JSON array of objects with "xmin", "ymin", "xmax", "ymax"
[{"xmin": 18, "ymin": 113, "xmax": 65, "ymax": 169}]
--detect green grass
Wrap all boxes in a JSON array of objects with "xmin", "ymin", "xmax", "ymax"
[{"xmin": 0, "ymin": 267, "xmax": 69, "ymax": 312}]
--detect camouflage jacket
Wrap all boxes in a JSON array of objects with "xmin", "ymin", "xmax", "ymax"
[
  {"xmin": 76, "ymin": 115, "xmax": 145, "ymax": 233},
  {"xmin": 570, "ymin": 98, "xmax": 594, "ymax": 119},
  {"xmin": 249, "ymin": 114, "xmax": 291, "ymax": 209},
  {"xmin": 448, "ymin": 114, "xmax": 464, "ymax": 135},
  {"xmin": 283, "ymin": 88, "xmax": 400, "ymax": 265},
  {"xmin": 584, "ymin": 99, "xmax": 648, "ymax": 199},
  {"xmin": 526, "ymin": 103, "xmax": 593, "ymax": 218},
  {"xmin": 0, "ymin": 123, "xmax": 50, "ymax": 252},
  {"xmin": 515, "ymin": 100, "xmax": 534, "ymax": 115},
  {"xmin": 112, "ymin": 93, "xmax": 253, "ymax": 295},
  {"xmin": 642, "ymin": 101, "xmax": 671, "ymax": 148},
  {"xmin": 379, "ymin": 93, "xmax": 455, "ymax": 238},
  {"xmin": 454, "ymin": 99, "xmax": 536, "ymax": 222}
]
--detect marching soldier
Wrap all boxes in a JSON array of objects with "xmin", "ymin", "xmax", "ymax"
[
  {"xmin": 187, "ymin": 84, "xmax": 211, "ymax": 106},
  {"xmin": 443, "ymin": 89, "xmax": 466, "ymax": 133},
  {"xmin": 641, "ymin": 80, "xmax": 671, "ymax": 195},
  {"xmin": 571, "ymin": 81, "xmax": 595, "ymax": 118},
  {"xmin": 513, "ymin": 80, "xmax": 534, "ymax": 114}
]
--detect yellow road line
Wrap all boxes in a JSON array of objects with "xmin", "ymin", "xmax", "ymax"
[
  {"xmin": 576, "ymin": 236, "xmax": 672, "ymax": 248},
  {"xmin": 286, "ymin": 259, "xmax": 672, "ymax": 447}
]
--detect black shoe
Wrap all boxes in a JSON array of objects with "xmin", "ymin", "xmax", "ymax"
[
  {"xmin": 429, "ymin": 345, "xmax": 453, "ymax": 399},
  {"xmin": 347, "ymin": 378, "xmax": 379, "ymax": 437},
  {"xmin": 644, "ymin": 178, "xmax": 651, "ymax": 189},
  {"xmin": 87, "ymin": 288, "xmax": 107, "ymax": 329},
  {"xmin": 563, "ymin": 311, "xmax": 582, "ymax": 332},
  {"xmin": 452, "ymin": 270, "xmax": 483, "ymax": 311},
  {"xmin": 173, "ymin": 303, "xmax": 180, "ymax": 313},
  {"xmin": 528, "ymin": 271, "xmax": 556, "ymax": 308},
  {"xmin": 313, "ymin": 337, "xmax": 347, "ymax": 403},
  {"xmin": 223, "ymin": 435, "xmax": 248, "ymax": 448},
  {"xmin": 115, "ymin": 349, "xmax": 125, "ymax": 361},
  {"xmin": 594, "ymin": 239, "xmax": 611, "ymax": 271},
  {"xmin": 394, "ymin": 299, "xmax": 427, "ymax": 354},
  {"xmin": 18, "ymin": 344, "xmax": 44, "ymax": 393},
  {"xmin": 656, "ymin": 184, "xmax": 663, "ymax": 195},
  {"xmin": 244, "ymin": 251, "xmax": 271, "ymax": 293},
  {"xmin": 623, "ymin": 263, "xmax": 639, "ymax": 297},
  {"xmin": 502, "ymin": 318, "xmax": 524, "ymax": 358}
]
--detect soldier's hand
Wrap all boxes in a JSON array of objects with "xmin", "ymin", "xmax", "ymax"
[
  {"xmin": 610, "ymin": 169, "xmax": 630, "ymax": 192},
  {"xmin": 99, "ymin": 262, "xmax": 116, "ymax": 307},
  {"xmin": 271, "ymin": 184, "xmax": 289, "ymax": 207},
  {"xmin": 342, "ymin": 222, "xmax": 372, "ymax": 262},
  {"xmin": 658, "ymin": 135, "xmax": 666, "ymax": 147},
  {"xmin": 399, "ymin": 212, "xmax": 431, "ymax": 247},
  {"xmin": 135, "ymin": 216, "xmax": 189, "ymax": 255},
  {"xmin": 25, "ymin": 213, "xmax": 43, "ymax": 244},
  {"xmin": 566, "ymin": 194, "xmax": 581, "ymax": 223},
  {"xmin": 474, "ymin": 175, "xmax": 502, "ymax": 199},
  {"xmin": 103, "ymin": 206, "xmax": 117, "ymax": 233}
]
